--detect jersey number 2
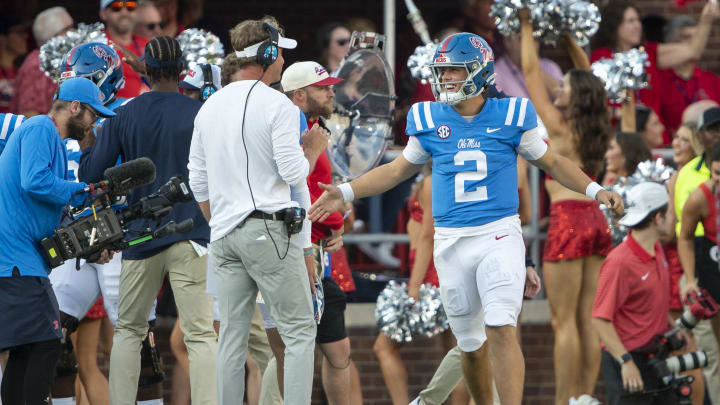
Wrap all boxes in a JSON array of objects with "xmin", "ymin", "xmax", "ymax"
[{"xmin": 454, "ymin": 150, "xmax": 488, "ymax": 202}]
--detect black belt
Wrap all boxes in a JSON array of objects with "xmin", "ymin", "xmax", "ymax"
[{"xmin": 248, "ymin": 210, "xmax": 286, "ymax": 221}]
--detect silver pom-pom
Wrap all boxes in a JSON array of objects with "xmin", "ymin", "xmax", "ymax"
[
  {"xmin": 176, "ymin": 28, "xmax": 224, "ymax": 74},
  {"xmin": 407, "ymin": 43, "xmax": 437, "ymax": 84},
  {"xmin": 591, "ymin": 48, "xmax": 649, "ymax": 103},
  {"xmin": 408, "ymin": 284, "xmax": 449, "ymax": 338},
  {"xmin": 490, "ymin": 0, "xmax": 600, "ymax": 46},
  {"xmin": 375, "ymin": 281, "xmax": 413, "ymax": 343},
  {"xmin": 601, "ymin": 159, "xmax": 675, "ymax": 245},
  {"xmin": 39, "ymin": 23, "xmax": 108, "ymax": 81}
]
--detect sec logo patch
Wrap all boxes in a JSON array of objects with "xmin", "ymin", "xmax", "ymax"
[{"xmin": 437, "ymin": 125, "xmax": 451, "ymax": 139}]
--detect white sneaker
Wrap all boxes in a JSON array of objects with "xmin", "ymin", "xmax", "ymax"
[
  {"xmin": 576, "ymin": 395, "xmax": 601, "ymax": 405},
  {"xmin": 358, "ymin": 242, "xmax": 401, "ymax": 268},
  {"xmin": 409, "ymin": 397, "xmax": 422, "ymax": 405}
]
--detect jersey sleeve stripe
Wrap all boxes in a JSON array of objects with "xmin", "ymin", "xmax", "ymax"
[
  {"xmin": 423, "ymin": 102, "xmax": 435, "ymax": 129},
  {"xmin": 14, "ymin": 115, "xmax": 24, "ymax": 130},
  {"xmin": 517, "ymin": 98, "xmax": 528, "ymax": 127},
  {"xmin": 0, "ymin": 114, "xmax": 12, "ymax": 140},
  {"xmin": 412, "ymin": 103, "xmax": 423, "ymax": 131},
  {"xmin": 505, "ymin": 97, "xmax": 517, "ymax": 125}
]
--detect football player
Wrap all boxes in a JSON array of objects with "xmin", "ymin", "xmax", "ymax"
[{"xmin": 309, "ymin": 33, "xmax": 623, "ymax": 404}]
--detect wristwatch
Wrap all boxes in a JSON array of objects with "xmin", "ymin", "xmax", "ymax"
[{"xmin": 619, "ymin": 353, "xmax": 633, "ymax": 365}]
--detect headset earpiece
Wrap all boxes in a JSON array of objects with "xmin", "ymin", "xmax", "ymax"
[
  {"xmin": 256, "ymin": 23, "xmax": 280, "ymax": 71},
  {"xmin": 199, "ymin": 64, "xmax": 217, "ymax": 101}
]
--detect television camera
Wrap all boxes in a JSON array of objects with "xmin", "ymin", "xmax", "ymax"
[{"xmin": 40, "ymin": 158, "xmax": 195, "ymax": 269}]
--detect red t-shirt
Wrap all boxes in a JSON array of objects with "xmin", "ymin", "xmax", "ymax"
[
  {"xmin": 654, "ymin": 67, "xmax": 720, "ymax": 139},
  {"xmin": 592, "ymin": 234, "xmax": 670, "ymax": 352},
  {"xmin": 306, "ymin": 120, "xmax": 344, "ymax": 243},
  {"xmin": 10, "ymin": 49, "xmax": 57, "ymax": 115},
  {"xmin": 106, "ymin": 32, "xmax": 150, "ymax": 99}
]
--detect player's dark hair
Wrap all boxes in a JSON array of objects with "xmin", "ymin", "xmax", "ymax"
[
  {"xmin": 144, "ymin": 36, "xmax": 183, "ymax": 83},
  {"xmin": 616, "ymin": 132, "xmax": 652, "ymax": 175},
  {"xmin": 567, "ymin": 69, "xmax": 613, "ymax": 176},
  {"xmin": 709, "ymin": 141, "xmax": 720, "ymax": 164},
  {"xmin": 631, "ymin": 203, "xmax": 668, "ymax": 230},
  {"xmin": 591, "ymin": 0, "xmax": 641, "ymax": 51}
]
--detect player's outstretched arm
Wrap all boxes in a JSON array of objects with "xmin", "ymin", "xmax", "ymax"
[
  {"xmin": 532, "ymin": 149, "xmax": 624, "ymax": 214},
  {"xmin": 308, "ymin": 155, "xmax": 423, "ymax": 222}
]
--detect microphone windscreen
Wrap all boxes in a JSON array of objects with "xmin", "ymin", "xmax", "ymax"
[{"xmin": 103, "ymin": 157, "xmax": 157, "ymax": 196}]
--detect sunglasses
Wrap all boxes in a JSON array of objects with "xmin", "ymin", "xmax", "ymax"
[
  {"xmin": 145, "ymin": 22, "xmax": 161, "ymax": 31},
  {"xmin": 336, "ymin": 38, "xmax": 350, "ymax": 46},
  {"xmin": 80, "ymin": 104, "xmax": 99, "ymax": 126},
  {"xmin": 108, "ymin": 1, "xmax": 137, "ymax": 12}
]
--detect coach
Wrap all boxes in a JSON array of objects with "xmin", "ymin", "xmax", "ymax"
[
  {"xmin": 79, "ymin": 36, "xmax": 216, "ymax": 405},
  {"xmin": 0, "ymin": 78, "xmax": 114, "ymax": 405},
  {"xmin": 188, "ymin": 16, "xmax": 317, "ymax": 405}
]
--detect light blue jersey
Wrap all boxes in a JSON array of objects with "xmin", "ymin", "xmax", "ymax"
[
  {"xmin": 0, "ymin": 113, "xmax": 26, "ymax": 157},
  {"xmin": 405, "ymin": 97, "xmax": 538, "ymax": 228},
  {"xmin": 65, "ymin": 97, "xmax": 130, "ymax": 182}
]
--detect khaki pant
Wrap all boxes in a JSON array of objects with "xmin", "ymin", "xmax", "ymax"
[
  {"xmin": 109, "ymin": 241, "xmax": 217, "ymax": 405},
  {"xmin": 212, "ymin": 218, "xmax": 316, "ymax": 405},
  {"xmin": 680, "ymin": 275, "xmax": 720, "ymax": 403},
  {"xmin": 418, "ymin": 346, "xmax": 499, "ymax": 405}
]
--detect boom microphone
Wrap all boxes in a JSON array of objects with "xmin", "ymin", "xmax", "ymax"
[{"xmin": 103, "ymin": 157, "xmax": 157, "ymax": 196}]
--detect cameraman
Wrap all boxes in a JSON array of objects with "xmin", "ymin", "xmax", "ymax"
[
  {"xmin": 593, "ymin": 182, "xmax": 690, "ymax": 405},
  {"xmin": 0, "ymin": 78, "xmax": 115, "ymax": 405},
  {"xmin": 79, "ymin": 36, "xmax": 217, "ymax": 405},
  {"xmin": 188, "ymin": 16, "xmax": 317, "ymax": 405}
]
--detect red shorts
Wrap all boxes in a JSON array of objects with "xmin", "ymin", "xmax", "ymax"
[
  {"xmin": 409, "ymin": 248, "xmax": 439, "ymax": 287},
  {"xmin": 84, "ymin": 297, "xmax": 107, "ymax": 319},
  {"xmin": 330, "ymin": 248, "xmax": 356, "ymax": 293},
  {"xmin": 663, "ymin": 242, "xmax": 684, "ymax": 311},
  {"xmin": 543, "ymin": 200, "xmax": 612, "ymax": 262}
]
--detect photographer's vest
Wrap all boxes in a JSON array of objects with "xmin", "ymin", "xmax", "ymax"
[{"xmin": 675, "ymin": 155, "xmax": 710, "ymax": 237}]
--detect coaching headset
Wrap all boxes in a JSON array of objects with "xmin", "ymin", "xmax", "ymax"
[{"xmin": 199, "ymin": 63, "xmax": 217, "ymax": 101}]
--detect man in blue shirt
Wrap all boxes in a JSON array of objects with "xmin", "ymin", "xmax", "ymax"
[
  {"xmin": 0, "ymin": 77, "xmax": 115, "ymax": 405},
  {"xmin": 0, "ymin": 113, "xmax": 25, "ymax": 156},
  {"xmin": 79, "ymin": 36, "xmax": 216, "ymax": 405}
]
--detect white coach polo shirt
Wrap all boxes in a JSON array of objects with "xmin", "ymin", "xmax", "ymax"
[{"xmin": 188, "ymin": 80, "xmax": 311, "ymax": 245}]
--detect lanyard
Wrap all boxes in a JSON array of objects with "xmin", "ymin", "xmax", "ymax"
[{"xmin": 673, "ymin": 73, "xmax": 699, "ymax": 106}]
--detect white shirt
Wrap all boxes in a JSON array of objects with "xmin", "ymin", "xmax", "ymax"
[{"xmin": 188, "ymin": 80, "xmax": 311, "ymax": 246}]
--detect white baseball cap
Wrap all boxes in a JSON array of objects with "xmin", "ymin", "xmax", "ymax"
[
  {"xmin": 281, "ymin": 61, "xmax": 344, "ymax": 92},
  {"xmin": 180, "ymin": 64, "xmax": 222, "ymax": 91},
  {"xmin": 618, "ymin": 182, "xmax": 669, "ymax": 227}
]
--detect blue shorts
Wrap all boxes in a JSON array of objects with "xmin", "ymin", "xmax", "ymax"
[{"xmin": 0, "ymin": 268, "xmax": 63, "ymax": 351}]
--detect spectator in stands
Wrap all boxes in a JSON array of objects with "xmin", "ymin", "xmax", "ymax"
[
  {"xmin": 634, "ymin": 105, "xmax": 665, "ymax": 149},
  {"xmin": 494, "ymin": 32, "xmax": 562, "ymax": 100},
  {"xmin": 133, "ymin": 0, "xmax": 163, "ymax": 39},
  {"xmin": 591, "ymin": 0, "xmax": 720, "ymax": 144},
  {"xmin": 152, "ymin": 0, "xmax": 184, "ymax": 37},
  {"xmin": 682, "ymin": 100, "xmax": 720, "ymax": 125},
  {"xmin": 593, "ymin": 182, "xmax": 688, "ymax": 405},
  {"xmin": 600, "ymin": 132, "xmax": 652, "ymax": 187},
  {"xmin": 655, "ymin": 15, "xmax": 720, "ymax": 139},
  {"xmin": 0, "ymin": 14, "xmax": 28, "ymax": 114},
  {"xmin": 100, "ymin": 0, "xmax": 150, "ymax": 98},
  {"xmin": 521, "ymin": 9, "xmax": 613, "ymax": 403},
  {"xmin": 316, "ymin": 23, "xmax": 351, "ymax": 74},
  {"xmin": 10, "ymin": 7, "xmax": 73, "ymax": 117},
  {"xmin": 665, "ymin": 121, "xmax": 707, "ymax": 405}
]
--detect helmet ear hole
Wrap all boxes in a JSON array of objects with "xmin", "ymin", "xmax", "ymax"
[{"xmin": 481, "ymin": 71, "xmax": 488, "ymax": 78}]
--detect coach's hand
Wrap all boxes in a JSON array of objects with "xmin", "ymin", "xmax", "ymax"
[
  {"xmin": 309, "ymin": 183, "xmax": 346, "ymax": 222},
  {"xmin": 597, "ymin": 189, "xmax": 624, "ymax": 215},
  {"xmin": 325, "ymin": 227, "xmax": 344, "ymax": 253}
]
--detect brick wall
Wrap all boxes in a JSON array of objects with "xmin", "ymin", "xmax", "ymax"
[{"xmin": 149, "ymin": 315, "xmax": 609, "ymax": 405}]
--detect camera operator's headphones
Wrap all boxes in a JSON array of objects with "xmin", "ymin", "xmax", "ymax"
[
  {"xmin": 199, "ymin": 64, "xmax": 217, "ymax": 101},
  {"xmin": 257, "ymin": 23, "xmax": 279, "ymax": 71}
]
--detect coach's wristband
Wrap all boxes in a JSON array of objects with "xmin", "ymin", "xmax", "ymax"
[
  {"xmin": 585, "ymin": 182, "xmax": 603, "ymax": 200},
  {"xmin": 304, "ymin": 247, "xmax": 314, "ymax": 257},
  {"xmin": 338, "ymin": 183, "xmax": 355, "ymax": 202}
]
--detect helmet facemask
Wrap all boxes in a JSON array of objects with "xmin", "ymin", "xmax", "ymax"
[{"xmin": 430, "ymin": 59, "xmax": 494, "ymax": 105}]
